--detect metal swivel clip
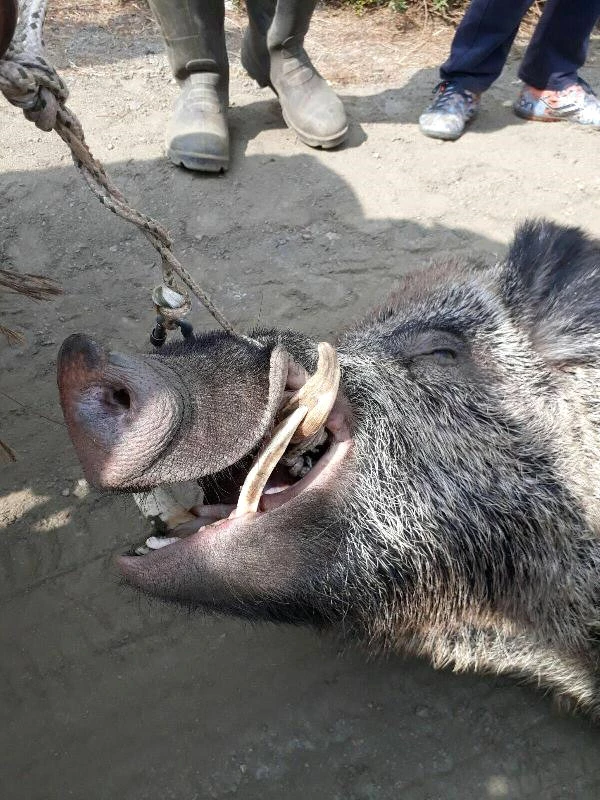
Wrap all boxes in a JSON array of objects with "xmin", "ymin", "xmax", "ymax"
[{"xmin": 150, "ymin": 285, "xmax": 194, "ymax": 348}]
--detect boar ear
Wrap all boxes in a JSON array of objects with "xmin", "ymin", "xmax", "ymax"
[{"xmin": 503, "ymin": 219, "xmax": 600, "ymax": 366}]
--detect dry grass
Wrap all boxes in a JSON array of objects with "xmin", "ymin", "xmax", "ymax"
[
  {"xmin": 42, "ymin": 0, "xmax": 551, "ymax": 84},
  {"xmin": 46, "ymin": 0, "xmax": 155, "ymax": 31},
  {"xmin": 43, "ymin": 0, "xmax": 547, "ymax": 32},
  {"xmin": 0, "ymin": 270, "xmax": 62, "ymax": 345}
]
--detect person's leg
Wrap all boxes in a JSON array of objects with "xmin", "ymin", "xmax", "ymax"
[
  {"xmin": 440, "ymin": 0, "xmax": 534, "ymax": 93},
  {"xmin": 148, "ymin": 0, "xmax": 229, "ymax": 172},
  {"xmin": 242, "ymin": 0, "xmax": 347, "ymax": 149},
  {"xmin": 519, "ymin": 0, "xmax": 600, "ymax": 90},
  {"xmin": 420, "ymin": 0, "xmax": 533, "ymax": 140},
  {"xmin": 514, "ymin": 0, "xmax": 600, "ymax": 126}
]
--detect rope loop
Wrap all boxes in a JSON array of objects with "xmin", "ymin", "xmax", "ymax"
[{"xmin": 23, "ymin": 84, "xmax": 58, "ymax": 129}]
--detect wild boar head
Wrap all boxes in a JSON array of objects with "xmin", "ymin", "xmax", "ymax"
[{"xmin": 58, "ymin": 220, "xmax": 600, "ymax": 714}]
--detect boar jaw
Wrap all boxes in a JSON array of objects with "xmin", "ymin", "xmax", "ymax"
[
  {"xmin": 58, "ymin": 330, "xmax": 353, "ymax": 614},
  {"xmin": 116, "ymin": 403, "xmax": 353, "ymax": 606}
]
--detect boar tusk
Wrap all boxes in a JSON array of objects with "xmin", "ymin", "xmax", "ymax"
[
  {"xmin": 236, "ymin": 406, "xmax": 308, "ymax": 515},
  {"xmin": 132, "ymin": 345, "xmax": 340, "ymax": 522},
  {"xmin": 236, "ymin": 343, "xmax": 340, "ymax": 516},
  {"xmin": 280, "ymin": 342, "xmax": 340, "ymax": 443}
]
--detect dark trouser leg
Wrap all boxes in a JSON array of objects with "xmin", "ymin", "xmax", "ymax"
[
  {"xmin": 518, "ymin": 0, "xmax": 600, "ymax": 90},
  {"xmin": 148, "ymin": 0, "xmax": 229, "ymax": 172},
  {"xmin": 440, "ymin": 0, "xmax": 534, "ymax": 93},
  {"xmin": 242, "ymin": 0, "xmax": 348, "ymax": 149},
  {"xmin": 241, "ymin": 0, "xmax": 275, "ymax": 83}
]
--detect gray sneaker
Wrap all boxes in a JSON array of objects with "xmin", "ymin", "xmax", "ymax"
[{"xmin": 419, "ymin": 81, "xmax": 481, "ymax": 141}]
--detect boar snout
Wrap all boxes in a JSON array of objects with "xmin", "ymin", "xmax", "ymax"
[
  {"xmin": 57, "ymin": 334, "xmax": 184, "ymax": 489},
  {"xmin": 58, "ymin": 333, "xmax": 294, "ymax": 491}
]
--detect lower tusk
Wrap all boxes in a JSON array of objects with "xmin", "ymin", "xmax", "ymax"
[
  {"xmin": 280, "ymin": 342, "xmax": 340, "ymax": 443},
  {"xmin": 236, "ymin": 406, "xmax": 308, "ymax": 515}
]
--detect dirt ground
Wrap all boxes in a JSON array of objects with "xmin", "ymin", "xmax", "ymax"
[{"xmin": 2, "ymin": 3, "xmax": 600, "ymax": 799}]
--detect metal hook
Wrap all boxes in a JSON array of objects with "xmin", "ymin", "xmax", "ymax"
[
  {"xmin": 150, "ymin": 315, "xmax": 194, "ymax": 348},
  {"xmin": 150, "ymin": 315, "xmax": 167, "ymax": 348}
]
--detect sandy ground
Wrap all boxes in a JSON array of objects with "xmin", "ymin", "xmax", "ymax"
[{"xmin": 2, "ymin": 5, "xmax": 600, "ymax": 799}]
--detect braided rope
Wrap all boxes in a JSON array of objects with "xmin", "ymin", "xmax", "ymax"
[{"xmin": 0, "ymin": 0, "xmax": 240, "ymax": 336}]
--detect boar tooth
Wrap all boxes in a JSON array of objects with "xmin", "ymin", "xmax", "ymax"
[
  {"xmin": 145, "ymin": 536, "xmax": 181, "ymax": 550},
  {"xmin": 280, "ymin": 342, "xmax": 340, "ymax": 443},
  {"xmin": 236, "ymin": 406, "xmax": 308, "ymax": 515}
]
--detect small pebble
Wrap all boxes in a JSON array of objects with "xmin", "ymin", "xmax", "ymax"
[
  {"xmin": 415, "ymin": 705, "xmax": 431, "ymax": 718},
  {"xmin": 73, "ymin": 479, "xmax": 89, "ymax": 499}
]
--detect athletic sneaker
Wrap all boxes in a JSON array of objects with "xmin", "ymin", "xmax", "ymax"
[
  {"xmin": 513, "ymin": 79, "xmax": 600, "ymax": 127},
  {"xmin": 419, "ymin": 81, "xmax": 482, "ymax": 141}
]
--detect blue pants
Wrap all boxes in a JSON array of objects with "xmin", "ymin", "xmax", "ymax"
[{"xmin": 440, "ymin": 0, "xmax": 600, "ymax": 93}]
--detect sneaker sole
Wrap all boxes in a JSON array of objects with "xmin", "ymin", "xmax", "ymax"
[
  {"xmin": 513, "ymin": 104, "xmax": 600, "ymax": 127},
  {"xmin": 419, "ymin": 110, "xmax": 478, "ymax": 141},
  {"xmin": 419, "ymin": 126, "xmax": 464, "ymax": 141},
  {"xmin": 513, "ymin": 104, "xmax": 562, "ymax": 123}
]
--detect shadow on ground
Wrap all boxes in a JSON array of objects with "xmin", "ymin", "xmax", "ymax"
[{"xmin": 1, "ymin": 135, "xmax": 599, "ymax": 799}]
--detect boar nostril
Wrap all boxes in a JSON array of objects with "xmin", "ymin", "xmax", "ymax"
[{"xmin": 103, "ymin": 386, "xmax": 131, "ymax": 411}]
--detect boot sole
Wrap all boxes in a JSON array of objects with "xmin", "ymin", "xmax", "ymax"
[
  {"xmin": 245, "ymin": 72, "xmax": 349, "ymax": 147},
  {"xmin": 280, "ymin": 107, "xmax": 348, "ymax": 149},
  {"xmin": 167, "ymin": 148, "xmax": 229, "ymax": 173}
]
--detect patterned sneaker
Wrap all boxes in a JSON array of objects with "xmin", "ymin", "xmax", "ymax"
[
  {"xmin": 419, "ymin": 81, "xmax": 481, "ymax": 141},
  {"xmin": 513, "ymin": 79, "xmax": 600, "ymax": 127}
]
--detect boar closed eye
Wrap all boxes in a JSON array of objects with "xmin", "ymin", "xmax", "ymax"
[{"xmin": 415, "ymin": 349, "xmax": 458, "ymax": 366}]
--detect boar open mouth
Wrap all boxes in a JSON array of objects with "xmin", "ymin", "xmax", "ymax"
[
  {"xmin": 125, "ymin": 341, "xmax": 352, "ymax": 561},
  {"xmin": 125, "ymin": 343, "xmax": 350, "ymax": 566},
  {"xmin": 128, "ymin": 407, "xmax": 351, "ymax": 562},
  {"xmin": 57, "ymin": 334, "xmax": 353, "ymax": 590}
]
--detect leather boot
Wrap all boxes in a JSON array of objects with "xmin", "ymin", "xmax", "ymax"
[
  {"xmin": 242, "ymin": 0, "xmax": 348, "ymax": 149},
  {"xmin": 148, "ymin": 0, "xmax": 229, "ymax": 172}
]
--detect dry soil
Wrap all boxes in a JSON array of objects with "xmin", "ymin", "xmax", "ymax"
[{"xmin": 1, "ymin": 5, "xmax": 600, "ymax": 799}]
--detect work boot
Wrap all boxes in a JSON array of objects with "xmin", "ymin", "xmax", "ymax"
[
  {"xmin": 148, "ymin": 0, "xmax": 229, "ymax": 171},
  {"xmin": 242, "ymin": 0, "xmax": 348, "ymax": 149}
]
